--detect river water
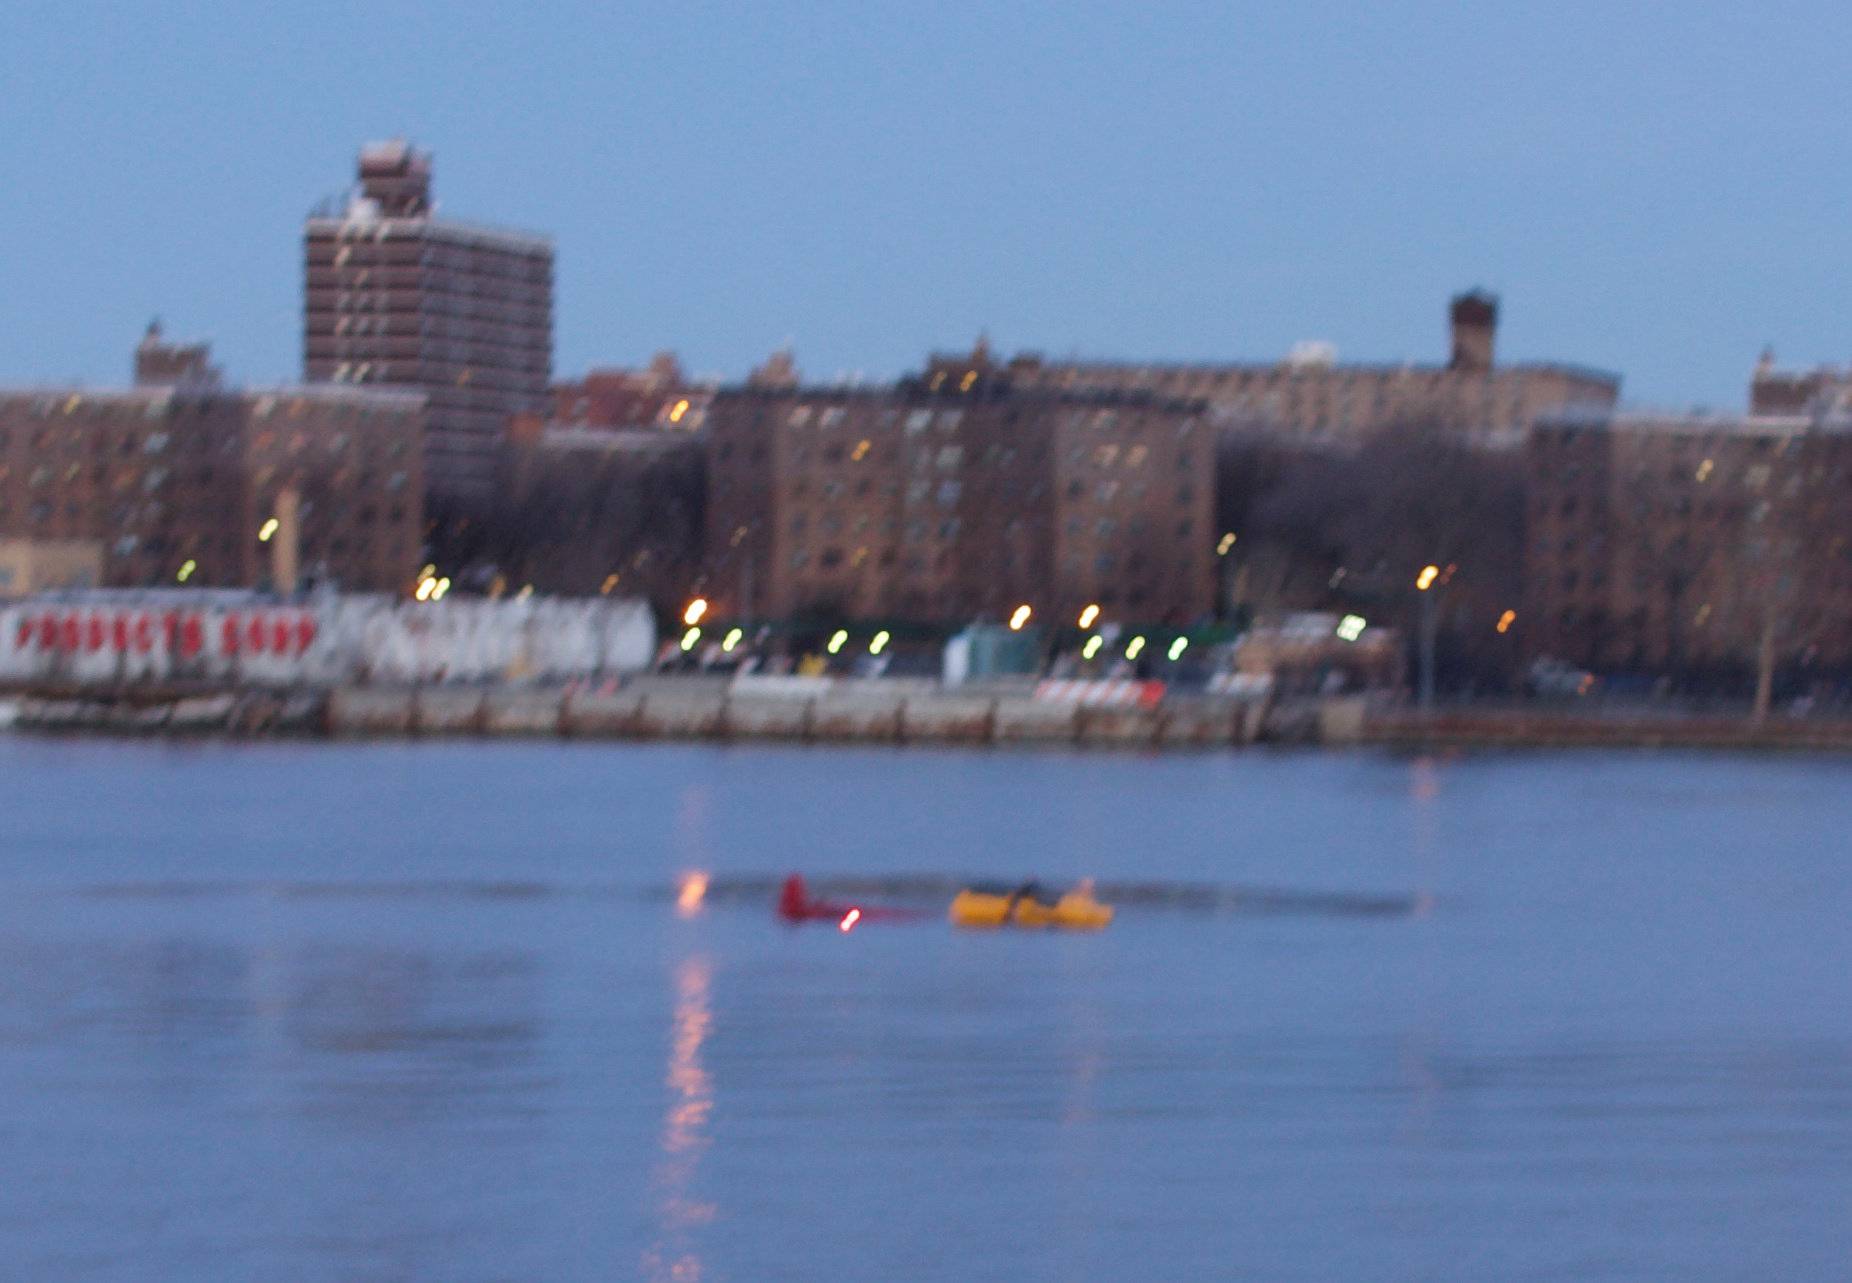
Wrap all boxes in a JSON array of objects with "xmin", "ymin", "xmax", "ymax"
[{"xmin": 0, "ymin": 738, "xmax": 1847, "ymax": 1280}]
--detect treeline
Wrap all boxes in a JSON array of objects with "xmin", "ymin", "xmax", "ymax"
[{"xmin": 1217, "ymin": 424, "xmax": 1528, "ymax": 692}]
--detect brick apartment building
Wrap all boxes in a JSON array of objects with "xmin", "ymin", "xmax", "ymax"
[
  {"xmin": 0, "ymin": 326, "xmax": 423, "ymax": 593},
  {"xmin": 1524, "ymin": 409, "xmax": 1852, "ymax": 677},
  {"xmin": 991, "ymin": 293, "xmax": 1619, "ymax": 449},
  {"xmin": 304, "ymin": 141, "xmax": 552, "ymax": 507},
  {"xmin": 703, "ymin": 353, "xmax": 1215, "ymax": 626},
  {"xmin": 551, "ymin": 353, "xmax": 711, "ymax": 432}
]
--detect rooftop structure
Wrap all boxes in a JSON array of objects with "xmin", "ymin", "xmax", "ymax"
[{"xmin": 981, "ymin": 293, "xmax": 1619, "ymax": 450}]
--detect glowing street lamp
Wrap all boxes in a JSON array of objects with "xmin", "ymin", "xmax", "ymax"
[
  {"xmin": 1008, "ymin": 604, "xmax": 1032, "ymax": 632},
  {"xmin": 1415, "ymin": 566, "xmax": 1441, "ymax": 712},
  {"xmin": 1077, "ymin": 603, "xmax": 1100, "ymax": 629},
  {"xmin": 682, "ymin": 598, "xmax": 709, "ymax": 627}
]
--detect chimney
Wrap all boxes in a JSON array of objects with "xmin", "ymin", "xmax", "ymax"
[{"xmin": 1448, "ymin": 291, "xmax": 1498, "ymax": 371}]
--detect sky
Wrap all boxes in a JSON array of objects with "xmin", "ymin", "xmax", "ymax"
[{"xmin": 4, "ymin": 0, "xmax": 1851, "ymax": 409}]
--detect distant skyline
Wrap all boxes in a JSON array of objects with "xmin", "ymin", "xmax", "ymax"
[{"xmin": 5, "ymin": 0, "xmax": 1852, "ymax": 409}]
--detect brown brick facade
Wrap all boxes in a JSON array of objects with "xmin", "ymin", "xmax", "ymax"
[
  {"xmin": 704, "ymin": 370, "xmax": 1214, "ymax": 626},
  {"xmin": 0, "ymin": 338, "xmax": 423, "ymax": 594},
  {"xmin": 1524, "ymin": 411, "xmax": 1852, "ymax": 676}
]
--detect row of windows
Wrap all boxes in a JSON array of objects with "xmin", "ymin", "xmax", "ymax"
[
  {"xmin": 1061, "ymin": 517, "xmax": 1197, "ymax": 541},
  {"xmin": 1062, "ymin": 479, "xmax": 1196, "ymax": 507}
]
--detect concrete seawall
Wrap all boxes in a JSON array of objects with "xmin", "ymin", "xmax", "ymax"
[
  {"xmin": 22, "ymin": 682, "xmax": 1852, "ymax": 753},
  {"xmin": 318, "ymin": 685, "xmax": 1268, "ymax": 749}
]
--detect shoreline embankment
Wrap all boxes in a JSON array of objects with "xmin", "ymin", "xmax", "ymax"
[{"xmin": 7, "ymin": 682, "xmax": 1852, "ymax": 753}]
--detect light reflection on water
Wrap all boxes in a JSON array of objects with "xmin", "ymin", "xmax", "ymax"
[
  {"xmin": 0, "ymin": 740, "xmax": 1851, "ymax": 1280},
  {"xmin": 645, "ymin": 953, "xmax": 717, "ymax": 1283}
]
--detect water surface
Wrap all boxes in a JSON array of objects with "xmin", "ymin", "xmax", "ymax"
[{"xmin": 0, "ymin": 739, "xmax": 1847, "ymax": 1280}]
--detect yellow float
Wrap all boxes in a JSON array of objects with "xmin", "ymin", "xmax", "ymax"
[{"xmin": 949, "ymin": 881, "xmax": 1113, "ymax": 930}]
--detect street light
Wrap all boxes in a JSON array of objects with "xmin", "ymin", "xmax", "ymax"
[
  {"xmin": 683, "ymin": 598, "xmax": 709, "ymax": 627},
  {"xmin": 1009, "ymin": 604, "xmax": 1032, "ymax": 632},
  {"xmin": 1416, "ymin": 565, "xmax": 1441, "ymax": 713},
  {"xmin": 1077, "ymin": 603, "xmax": 1100, "ymax": 629}
]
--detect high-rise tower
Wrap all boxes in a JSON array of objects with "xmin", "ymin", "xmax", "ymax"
[{"xmin": 303, "ymin": 141, "xmax": 552, "ymax": 508}]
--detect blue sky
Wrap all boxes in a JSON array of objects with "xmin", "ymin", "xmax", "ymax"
[{"xmin": 4, "ymin": 0, "xmax": 1849, "ymax": 408}]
